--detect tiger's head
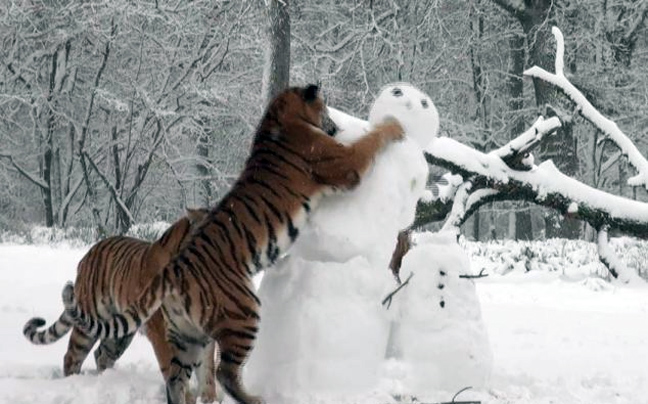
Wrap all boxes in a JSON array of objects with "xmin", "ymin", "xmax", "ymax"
[{"xmin": 261, "ymin": 84, "xmax": 338, "ymax": 138}]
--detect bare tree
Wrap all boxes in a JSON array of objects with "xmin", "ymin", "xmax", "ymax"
[
  {"xmin": 263, "ymin": 0, "xmax": 291, "ymax": 103},
  {"xmin": 0, "ymin": 0, "xmax": 258, "ymax": 233}
]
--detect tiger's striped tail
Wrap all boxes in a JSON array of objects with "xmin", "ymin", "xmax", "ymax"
[
  {"xmin": 62, "ymin": 275, "xmax": 170, "ymax": 340},
  {"xmin": 23, "ymin": 312, "xmax": 73, "ymax": 345}
]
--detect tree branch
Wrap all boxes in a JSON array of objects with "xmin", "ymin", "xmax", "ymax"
[
  {"xmin": 0, "ymin": 152, "xmax": 48, "ymax": 190},
  {"xmin": 524, "ymin": 27, "xmax": 648, "ymax": 189},
  {"xmin": 597, "ymin": 226, "xmax": 639, "ymax": 284},
  {"xmin": 425, "ymin": 136, "xmax": 648, "ymax": 241},
  {"xmin": 82, "ymin": 151, "xmax": 135, "ymax": 226}
]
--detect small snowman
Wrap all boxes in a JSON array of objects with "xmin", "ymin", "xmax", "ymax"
[{"xmin": 389, "ymin": 231, "xmax": 493, "ymax": 400}]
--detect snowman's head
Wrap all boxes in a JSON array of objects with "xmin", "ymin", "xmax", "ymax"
[{"xmin": 368, "ymin": 83, "xmax": 439, "ymax": 148}]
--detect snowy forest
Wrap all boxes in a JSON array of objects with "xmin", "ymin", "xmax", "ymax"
[
  {"xmin": 2, "ymin": 2, "xmax": 648, "ymax": 404},
  {"xmin": 2, "ymin": 0, "xmax": 648, "ymax": 244}
]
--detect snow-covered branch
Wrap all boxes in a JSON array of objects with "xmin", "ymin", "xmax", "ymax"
[
  {"xmin": 491, "ymin": 116, "xmax": 560, "ymax": 170},
  {"xmin": 524, "ymin": 26, "xmax": 648, "ymax": 189},
  {"xmin": 596, "ymin": 227, "xmax": 638, "ymax": 284},
  {"xmin": 426, "ymin": 134, "xmax": 648, "ymax": 242},
  {"xmin": 424, "ymin": 116, "xmax": 560, "ymax": 182},
  {"xmin": 441, "ymin": 181, "xmax": 473, "ymax": 235}
]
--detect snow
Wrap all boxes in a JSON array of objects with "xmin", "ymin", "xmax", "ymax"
[
  {"xmin": 0, "ymin": 245, "xmax": 167, "ymax": 404},
  {"xmin": 2, "ymin": 240, "xmax": 648, "ymax": 404}
]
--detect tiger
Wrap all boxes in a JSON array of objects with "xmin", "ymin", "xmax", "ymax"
[
  {"xmin": 23, "ymin": 208, "xmax": 221, "ymax": 404},
  {"xmin": 61, "ymin": 84, "xmax": 405, "ymax": 404}
]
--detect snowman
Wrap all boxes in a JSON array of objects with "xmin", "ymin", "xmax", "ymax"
[
  {"xmin": 388, "ymin": 231, "xmax": 494, "ymax": 401},
  {"xmin": 245, "ymin": 83, "xmax": 451, "ymax": 403}
]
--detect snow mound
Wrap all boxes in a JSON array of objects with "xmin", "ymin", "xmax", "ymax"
[{"xmin": 246, "ymin": 255, "xmax": 394, "ymax": 401}]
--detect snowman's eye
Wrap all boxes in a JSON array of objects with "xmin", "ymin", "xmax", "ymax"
[
  {"xmin": 421, "ymin": 99, "xmax": 429, "ymax": 108},
  {"xmin": 391, "ymin": 87, "xmax": 403, "ymax": 97}
]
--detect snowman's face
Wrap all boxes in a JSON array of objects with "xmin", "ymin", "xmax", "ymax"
[{"xmin": 368, "ymin": 83, "xmax": 439, "ymax": 148}]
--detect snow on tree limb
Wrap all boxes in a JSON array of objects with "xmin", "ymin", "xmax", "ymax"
[
  {"xmin": 492, "ymin": 116, "xmax": 561, "ymax": 170},
  {"xmin": 441, "ymin": 181, "xmax": 473, "ymax": 234},
  {"xmin": 426, "ymin": 135, "xmax": 648, "ymax": 241},
  {"xmin": 523, "ymin": 26, "xmax": 648, "ymax": 189},
  {"xmin": 425, "ymin": 116, "xmax": 561, "ymax": 181},
  {"xmin": 423, "ymin": 114, "xmax": 647, "ymax": 279},
  {"xmin": 597, "ymin": 227, "xmax": 639, "ymax": 284},
  {"xmin": 552, "ymin": 26, "xmax": 564, "ymax": 76}
]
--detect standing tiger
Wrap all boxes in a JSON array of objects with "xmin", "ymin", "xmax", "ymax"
[
  {"xmin": 61, "ymin": 84, "xmax": 405, "ymax": 404},
  {"xmin": 23, "ymin": 208, "xmax": 220, "ymax": 404}
]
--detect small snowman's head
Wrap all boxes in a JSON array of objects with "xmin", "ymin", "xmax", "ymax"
[{"xmin": 368, "ymin": 83, "xmax": 439, "ymax": 148}]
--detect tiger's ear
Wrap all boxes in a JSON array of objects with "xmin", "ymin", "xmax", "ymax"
[
  {"xmin": 303, "ymin": 84, "xmax": 320, "ymax": 103},
  {"xmin": 185, "ymin": 207, "xmax": 208, "ymax": 225}
]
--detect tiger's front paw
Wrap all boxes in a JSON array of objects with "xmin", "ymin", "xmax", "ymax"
[{"xmin": 374, "ymin": 117, "xmax": 405, "ymax": 143}]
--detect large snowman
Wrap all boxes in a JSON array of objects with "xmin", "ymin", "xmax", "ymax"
[{"xmin": 245, "ymin": 83, "xmax": 448, "ymax": 403}]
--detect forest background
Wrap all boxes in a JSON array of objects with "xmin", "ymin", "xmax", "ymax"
[{"xmin": 1, "ymin": 0, "xmax": 646, "ymax": 242}]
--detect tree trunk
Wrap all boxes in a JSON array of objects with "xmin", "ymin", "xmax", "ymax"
[
  {"xmin": 41, "ymin": 48, "xmax": 60, "ymax": 227},
  {"xmin": 508, "ymin": 31, "xmax": 533, "ymax": 240},
  {"xmin": 521, "ymin": 0, "xmax": 580, "ymax": 239},
  {"xmin": 196, "ymin": 128, "xmax": 213, "ymax": 207},
  {"xmin": 263, "ymin": 0, "xmax": 291, "ymax": 104},
  {"xmin": 469, "ymin": 0, "xmax": 487, "ymax": 241}
]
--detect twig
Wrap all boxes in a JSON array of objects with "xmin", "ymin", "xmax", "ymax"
[
  {"xmin": 451, "ymin": 386, "xmax": 473, "ymax": 402},
  {"xmin": 396, "ymin": 386, "xmax": 480, "ymax": 404},
  {"xmin": 382, "ymin": 271, "xmax": 414, "ymax": 309},
  {"xmin": 459, "ymin": 268, "xmax": 488, "ymax": 279}
]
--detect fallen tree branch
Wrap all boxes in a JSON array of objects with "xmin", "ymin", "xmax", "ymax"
[
  {"xmin": 524, "ymin": 26, "xmax": 648, "ymax": 189},
  {"xmin": 425, "ymin": 140, "xmax": 648, "ymax": 240}
]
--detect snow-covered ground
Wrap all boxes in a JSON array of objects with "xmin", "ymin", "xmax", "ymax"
[{"xmin": 1, "ymin": 241, "xmax": 646, "ymax": 404}]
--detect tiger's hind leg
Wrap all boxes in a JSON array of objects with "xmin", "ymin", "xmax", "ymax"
[
  {"xmin": 195, "ymin": 341, "xmax": 222, "ymax": 403},
  {"xmin": 146, "ymin": 310, "xmax": 200, "ymax": 404},
  {"xmin": 165, "ymin": 340, "xmax": 206, "ymax": 404},
  {"xmin": 213, "ymin": 317, "xmax": 263, "ymax": 404},
  {"xmin": 63, "ymin": 327, "xmax": 98, "ymax": 376},
  {"xmin": 93, "ymin": 333, "xmax": 135, "ymax": 372}
]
